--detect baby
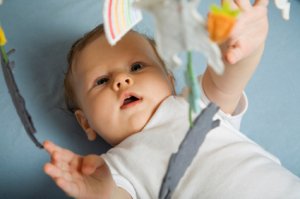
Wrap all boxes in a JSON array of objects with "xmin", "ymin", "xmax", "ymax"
[{"xmin": 44, "ymin": 0, "xmax": 300, "ymax": 198}]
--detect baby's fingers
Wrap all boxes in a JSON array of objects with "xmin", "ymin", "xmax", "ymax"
[
  {"xmin": 233, "ymin": 0, "xmax": 252, "ymax": 11},
  {"xmin": 254, "ymin": 0, "xmax": 269, "ymax": 7},
  {"xmin": 82, "ymin": 155, "xmax": 108, "ymax": 176},
  {"xmin": 44, "ymin": 140, "xmax": 77, "ymax": 162},
  {"xmin": 44, "ymin": 162, "xmax": 66, "ymax": 179},
  {"xmin": 43, "ymin": 140, "xmax": 62, "ymax": 155},
  {"xmin": 221, "ymin": 0, "xmax": 238, "ymax": 9}
]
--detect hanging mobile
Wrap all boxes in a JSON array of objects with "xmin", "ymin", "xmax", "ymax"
[{"xmin": 0, "ymin": 25, "xmax": 43, "ymax": 149}]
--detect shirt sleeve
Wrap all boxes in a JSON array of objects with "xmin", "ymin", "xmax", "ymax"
[
  {"xmin": 111, "ymin": 173, "xmax": 137, "ymax": 199},
  {"xmin": 199, "ymin": 88, "xmax": 248, "ymax": 130},
  {"xmin": 197, "ymin": 75, "xmax": 248, "ymax": 130}
]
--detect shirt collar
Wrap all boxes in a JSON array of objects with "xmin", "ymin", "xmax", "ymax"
[{"xmin": 142, "ymin": 95, "xmax": 188, "ymax": 131}]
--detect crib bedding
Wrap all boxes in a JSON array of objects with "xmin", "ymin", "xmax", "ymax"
[{"xmin": 0, "ymin": 1, "xmax": 299, "ymax": 198}]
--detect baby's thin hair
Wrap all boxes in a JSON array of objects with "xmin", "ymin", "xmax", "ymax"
[
  {"xmin": 64, "ymin": 24, "xmax": 105, "ymax": 113},
  {"xmin": 64, "ymin": 24, "xmax": 170, "ymax": 113}
]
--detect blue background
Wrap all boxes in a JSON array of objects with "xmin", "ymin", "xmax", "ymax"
[{"xmin": 0, "ymin": 0, "xmax": 299, "ymax": 198}]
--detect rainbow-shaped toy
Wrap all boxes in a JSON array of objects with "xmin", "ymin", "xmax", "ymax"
[{"xmin": 103, "ymin": 0, "xmax": 142, "ymax": 45}]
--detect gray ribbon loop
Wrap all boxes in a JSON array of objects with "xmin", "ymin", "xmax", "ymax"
[{"xmin": 159, "ymin": 103, "xmax": 220, "ymax": 199}]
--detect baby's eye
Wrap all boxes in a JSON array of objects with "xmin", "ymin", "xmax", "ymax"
[
  {"xmin": 130, "ymin": 63, "xmax": 144, "ymax": 72},
  {"xmin": 96, "ymin": 77, "xmax": 109, "ymax": 86}
]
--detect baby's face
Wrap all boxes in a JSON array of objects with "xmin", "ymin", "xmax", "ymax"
[{"xmin": 72, "ymin": 32, "xmax": 173, "ymax": 145}]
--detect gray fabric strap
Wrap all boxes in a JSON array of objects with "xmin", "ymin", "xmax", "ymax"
[
  {"xmin": 159, "ymin": 102, "xmax": 220, "ymax": 199},
  {"xmin": 0, "ymin": 49, "xmax": 43, "ymax": 149}
]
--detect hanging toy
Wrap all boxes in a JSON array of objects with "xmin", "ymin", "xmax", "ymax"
[
  {"xmin": 207, "ymin": 1, "xmax": 240, "ymax": 44},
  {"xmin": 0, "ymin": 25, "xmax": 8, "ymax": 63},
  {"xmin": 0, "ymin": 24, "xmax": 43, "ymax": 148},
  {"xmin": 103, "ymin": 0, "xmax": 142, "ymax": 45},
  {"xmin": 274, "ymin": 0, "xmax": 290, "ymax": 20}
]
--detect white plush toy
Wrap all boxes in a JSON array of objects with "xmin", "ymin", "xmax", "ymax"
[{"xmin": 274, "ymin": 0, "xmax": 291, "ymax": 20}]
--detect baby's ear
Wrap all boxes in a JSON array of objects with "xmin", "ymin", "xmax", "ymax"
[{"xmin": 74, "ymin": 110, "xmax": 97, "ymax": 141}]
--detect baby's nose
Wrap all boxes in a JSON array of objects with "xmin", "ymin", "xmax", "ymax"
[{"xmin": 113, "ymin": 73, "xmax": 133, "ymax": 91}]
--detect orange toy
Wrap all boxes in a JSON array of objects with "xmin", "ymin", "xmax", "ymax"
[{"xmin": 207, "ymin": 2, "xmax": 240, "ymax": 44}]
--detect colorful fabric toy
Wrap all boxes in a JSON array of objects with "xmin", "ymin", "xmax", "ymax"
[
  {"xmin": 207, "ymin": 1, "xmax": 240, "ymax": 44},
  {"xmin": 103, "ymin": 0, "xmax": 235, "ymax": 118},
  {"xmin": 134, "ymin": 0, "xmax": 224, "ymax": 76},
  {"xmin": 0, "ymin": 25, "xmax": 8, "ymax": 62},
  {"xmin": 103, "ymin": 0, "xmax": 142, "ymax": 45}
]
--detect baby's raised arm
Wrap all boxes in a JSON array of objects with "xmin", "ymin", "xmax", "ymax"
[
  {"xmin": 202, "ymin": 0, "xmax": 269, "ymax": 114},
  {"xmin": 43, "ymin": 141, "xmax": 131, "ymax": 199}
]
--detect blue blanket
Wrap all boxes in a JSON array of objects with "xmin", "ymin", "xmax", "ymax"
[{"xmin": 0, "ymin": 0, "xmax": 299, "ymax": 198}]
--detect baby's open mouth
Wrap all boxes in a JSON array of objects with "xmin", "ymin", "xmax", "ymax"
[
  {"xmin": 123, "ymin": 96, "xmax": 139, "ymax": 105},
  {"xmin": 121, "ymin": 94, "xmax": 142, "ymax": 109}
]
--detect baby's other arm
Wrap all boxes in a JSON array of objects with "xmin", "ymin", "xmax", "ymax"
[
  {"xmin": 202, "ymin": 0, "xmax": 269, "ymax": 114},
  {"xmin": 43, "ymin": 141, "xmax": 131, "ymax": 199}
]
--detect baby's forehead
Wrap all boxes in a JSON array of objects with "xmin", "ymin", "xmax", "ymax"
[
  {"xmin": 74, "ymin": 31, "xmax": 158, "ymax": 67},
  {"xmin": 106, "ymin": 31, "xmax": 155, "ymax": 51}
]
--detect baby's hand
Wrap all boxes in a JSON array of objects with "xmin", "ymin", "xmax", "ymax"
[
  {"xmin": 43, "ymin": 141, "xmax": 115, "ymax": 199},
  {"xmin": 222, "ymin": 0, "xmax": 269, "ymax": 64}
]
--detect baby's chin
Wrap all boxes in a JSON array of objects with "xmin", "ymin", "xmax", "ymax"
[
  {"xmin": 107, "ymin": 124, "xmax": 147, "ymax": 146},
  {"xmin": 106, "ymin": 106, "xmax": 156, "ymax": 146}
]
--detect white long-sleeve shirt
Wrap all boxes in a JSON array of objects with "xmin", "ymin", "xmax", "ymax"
[{"xmin": 102, "ymin": 94, "xmax": 300, "ymax": 199}]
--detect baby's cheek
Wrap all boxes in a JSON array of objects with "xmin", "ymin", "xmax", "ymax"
[
  {"xmin": 88, "ymin": 107, "xmax": 110, "ymax": 132},
  {"xmin": 94, "ymin": 121, "xmax": 116, "ymax": 145},
  {"xmin": 154, "ymin": 82, "xmax": 173, "ymax": 99},
  {"xmin": 128, "ymin": 114, "xmax": 148, "ymax": 132}
]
